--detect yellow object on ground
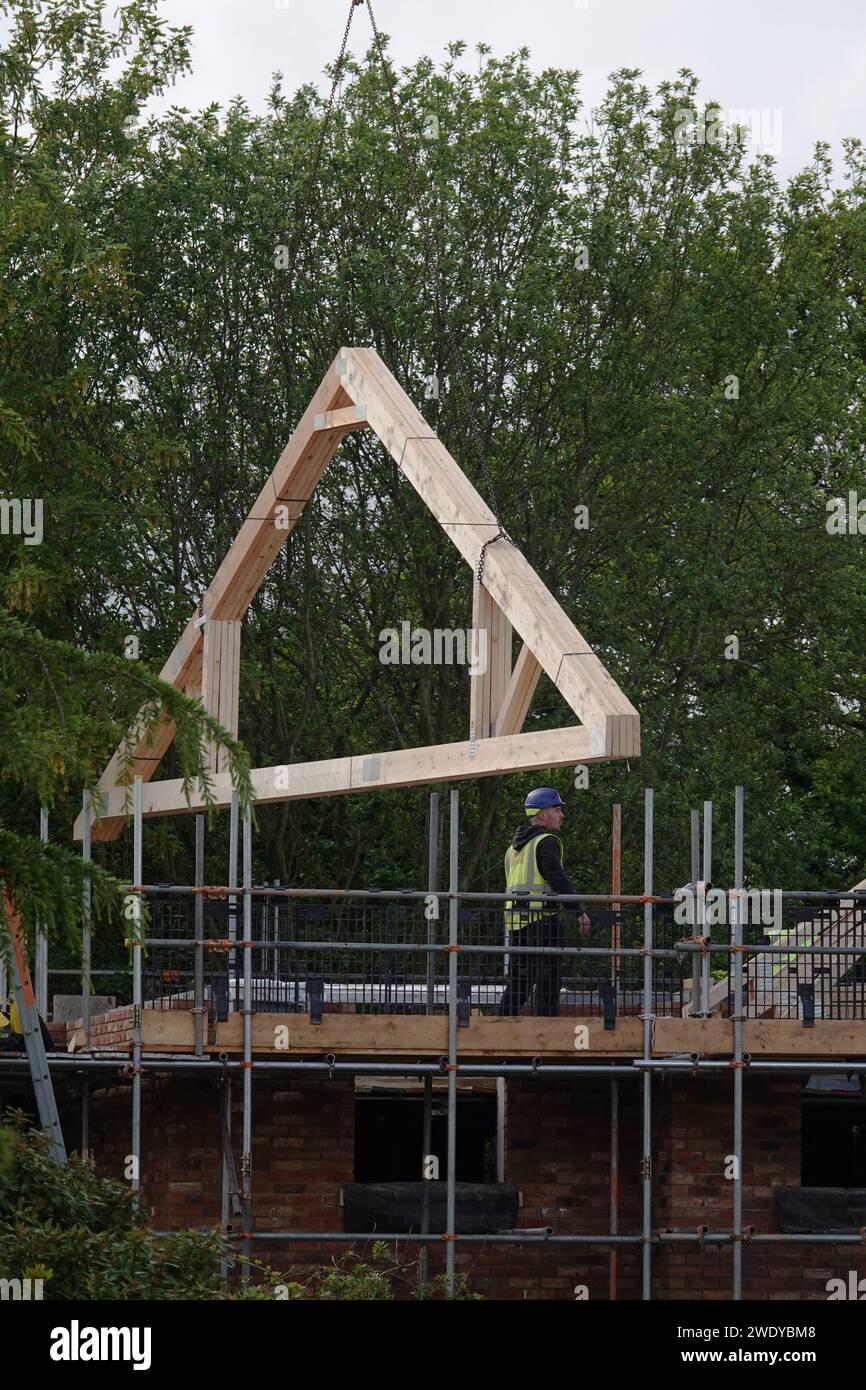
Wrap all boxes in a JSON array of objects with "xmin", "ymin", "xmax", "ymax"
[{"xmin": 1, "ymin": 998, "xmax": 21, "ymax": 1031}]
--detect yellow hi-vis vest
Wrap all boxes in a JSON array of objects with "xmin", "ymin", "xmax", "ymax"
[
  {"xmin": 0, "ymin": 998, "xmax": 19, "ymax": 1032},
  {"xmin": 504, "ymin": 833, "xmax": 562, "ymax": 930}
]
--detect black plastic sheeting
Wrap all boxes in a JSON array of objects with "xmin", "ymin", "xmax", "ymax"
[
  {"xmin": 342, "ymin": 1182, "xmax": 520, "ymax": 1234},
  {"xmin": 776, "ymin": 1187, "xmax": 866, "ymax": 1232}
]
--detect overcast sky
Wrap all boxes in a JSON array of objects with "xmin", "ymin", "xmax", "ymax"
[{"xmin": 147, "ymin": 0, "xmax": 866, "ymax": 181}]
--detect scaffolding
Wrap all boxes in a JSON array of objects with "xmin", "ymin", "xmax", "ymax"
[{"xmin": 3, "ymin": 780, "xmax": 866, "ymax": 1301}]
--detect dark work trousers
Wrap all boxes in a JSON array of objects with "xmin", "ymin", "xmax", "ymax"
[{"xmin": 497, "ymin": 913, "xmax": 564, "ymax": 1017}]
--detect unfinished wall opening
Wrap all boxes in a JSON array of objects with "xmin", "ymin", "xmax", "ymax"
[
  {"xmin": 802, "ymin": 1077, "xmax": 866, "ymax": 1186},
  {"xmin": 354, "ymin": 1092, "xmax": 497, "ymax": 1183}
]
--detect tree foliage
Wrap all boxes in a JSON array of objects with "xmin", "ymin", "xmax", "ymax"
[
  {"xmin": 0, "ymin": 2, "xmax": 250, "ymax": 941},
  {"xmin": 1, "ymin": 0, "xmax": 864, "ymax": 930}
]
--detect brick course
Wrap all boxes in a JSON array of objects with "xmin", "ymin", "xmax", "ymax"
[{"xmin": 60, "ymin": 1069, "xmax": 866, "ymax": 1301}]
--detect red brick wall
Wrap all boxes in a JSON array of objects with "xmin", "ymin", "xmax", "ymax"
[
  {"xmin": 652, "ymin": 1074, "xmax": 866, "ymax": 1300},
  {"xmin": 62, "ymin": 1070, "xmax": 866, "ymax": 1301},
  {"xmin": 248, "ymin": 1078, "xmax": 355, "ymax": 1285},
  {"xmin": 490, "ymin": 1073, "xmax": 866, "ymax": 1302},
  {"xmin": 60, "ymin": 1073, "xmax": 355, "ymax": 1288},
  {"xmin": 65, "ymin": 1005, "xmax": 135, "ymax": 1049},
  {"xmin": 483, "ymin": 1078, "xmax": 642, "ymax": 1301}
]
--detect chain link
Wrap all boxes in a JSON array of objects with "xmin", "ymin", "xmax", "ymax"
[
  {"xmin": 265, "ymin": 0, "xmax": 513, "ymax": 584},
  {"xmin": 474, "ymin": 527, "xmax": 513, "ymax": 586},
  {"xmin": 283, "ymin": 0, "xmax": 361, "ymax": 288},
  {"xmin": 363, "ymin": 1, "xmax": 513, "ymax": 577}
]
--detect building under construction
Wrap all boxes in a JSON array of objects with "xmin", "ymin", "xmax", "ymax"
[
  {"xmin": 4, "ymin": 782, "xmax": 866, "ymax": 1301},
  {"xmin": 2, "ymin": 349, "xmax": 866, "ymax": 1302}
]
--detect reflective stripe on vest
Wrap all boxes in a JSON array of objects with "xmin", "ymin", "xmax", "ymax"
[{"xmin": 504, "ymin": 833, "xmax": 562, "ymax": 930}]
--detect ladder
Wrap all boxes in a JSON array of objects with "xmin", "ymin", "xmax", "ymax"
[{"xmin": 2, "ymin": 888, "xmax": 66, "ymax": 1165}]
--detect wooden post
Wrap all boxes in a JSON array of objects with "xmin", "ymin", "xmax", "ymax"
[
  {"xmin": 470, "ymin": 581, "xmax": 512, "ymax": 741},
  {"xmin": 202, "ymin": 617, "xmax": 241, "ymax": 773}
]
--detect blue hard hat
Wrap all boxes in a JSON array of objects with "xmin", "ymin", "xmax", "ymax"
[{"xmin": 524, "ymin": 787, "xmax": 566, "ymax": 815}]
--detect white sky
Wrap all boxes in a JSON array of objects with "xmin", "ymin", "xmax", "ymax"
[{"xmin": 148, "ymin": 0, "xmax": 866, "ymax": 182}]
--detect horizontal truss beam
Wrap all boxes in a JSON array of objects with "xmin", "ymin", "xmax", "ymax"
[{"xmin": 85, "ymin": 725, "xmax": 608, "ymax": 827}]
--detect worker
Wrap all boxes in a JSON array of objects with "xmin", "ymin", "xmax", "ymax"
[
  {"xmin": 0, "ymin": 990, "xmax": 21, "ymax": 1050},
  {"xmin": 0, "ymin": 990, "xmax": 19, "ymax": 1034},
  {"xmin": 497, "ymin": 787, "xmax": 591, "ymax": 1017},
  {"xmin": 0, "ymin": 990, "xmax": 53, "ymax": 1052}
]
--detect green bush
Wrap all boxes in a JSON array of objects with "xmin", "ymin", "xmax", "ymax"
[
  {"xmin": 0, "ymin": 1112, "xmax": 279, "ymax": 1299},
  {"xmin": 277, "ymin": 1241, "xmax": 482, "ymax": 1300}
]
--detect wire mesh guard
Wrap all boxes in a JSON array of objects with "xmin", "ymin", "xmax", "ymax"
[
  {"xmin": 139, "ymin": 889, "xmax": 866, "ymax": 1023},
  {"xmin": 734, "ymin": 895, "xmax": 866, "ymax": 1022},
  {"xmin": 136, "ymin": 890, "xmax": 866, "ymax": 1024}
]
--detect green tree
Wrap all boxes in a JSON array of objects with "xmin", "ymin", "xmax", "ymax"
[
  {"xmin": 2, "ymin": 2, "xmax": 864, "ymax": 915},
  {"xmin": 0, "ymin": 1, "xmax": 251, "ymax": 947}
]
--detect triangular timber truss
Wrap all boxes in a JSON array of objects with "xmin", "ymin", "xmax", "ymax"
[{"xmin": 74, "ymin": 348, "xmax": 639, "ymax": 842}]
